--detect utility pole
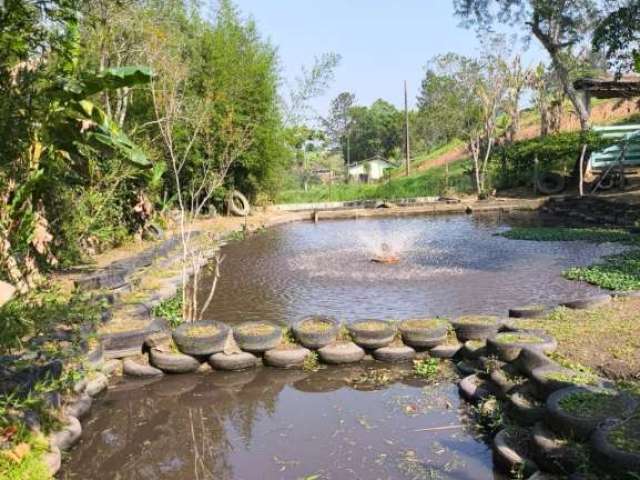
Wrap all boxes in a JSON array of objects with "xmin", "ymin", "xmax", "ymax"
[{"xmin": 404, "ymin": 80, "xmax": 410, "ymax": 177}]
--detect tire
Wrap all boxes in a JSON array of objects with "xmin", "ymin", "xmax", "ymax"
[
  {"xmin": 292, "ymin": 316, "xmax": 340, "ymax": 349},
  {"xmin": 233, "ymin": 321, "xmax": 283, "ymax": 353},
  {"xmin": 347, "ymin": 319, "xmax": 396, "ymax": 349},
  {"xmin": 149, "ymin": 348, "xmax": 201, "ymax": 374},
  {"xmin": 63, "ymin": 394, "xmax": 92, "ymax": 420},
  {"xmin": 208, "ymin": 352, "xmax": 259, "ymax": 371},
  {"xmin": 458, "ymin": 374, "xmax": 495, "ymax": 403},
  {"xmin": 123, "ymin": 358, "xmax": 164, "ymax": 378},
  {"xmin": 513, "ymin": 347, "xmax": 557, "ymax": 376},
  {"xmin": 531, "ymin": 422, "xmax": 585, "ymax": 475},
  {"xmin": 49, "ymin": 416, "xmax": 82, "ymax": 451},
  {"xmin": 591, "ymin": 418, "xmax": 640, "ymax": 475},
  {"xmin": 490, "ymin": 365, "xmax": 525, "ymax": 397},
  {"xmin": 451, "ymin": 316, "xmax": 501, "ymax": 342},
  {"xmin": 264, "ymin": 346, "xmax": 311, "ymax": 369},
  {"xmin": 487, "ymin": 331, "xmax": 557, "ymax": 362},
  {"xmin": 530, "ymin": 365, "xmax": 604, "ymax": 399},
  {"xmin": 228, "ymin": 190, "xmax": 250, "ymax": 216},
  {"xmin": 508, "ymin": 389, "xmax": 546, "ymax": 426},
  {"xmin": 508, "ymin": 305, "xmax": 548, "ymax": 319},
  {"xmin": 545, "ymin": 386, "xmax": 638, "ymax": 440},
  {"xmin": 536, "ymin": 172, "xmax": 566, "ymax": 195},
  {"xmin": 372, "ymin": 345, "xmax": 416, "ymax": 363},
  {"xmin": 318, "ymin": 341, "xmax": 365, "ymax": 365},
  {"xmin": 398, "ymin": 318, "xmax": 449, "ymax": 349},
  {"xmin": 461, "ymin": 340, "xmax": 487, "ymax": 360},
  {"xmin": 561, "ymin": 294, "xmax": 611, "ymax": 310},
  {"xmin": 172, "ymin": 321, "xmax": 230, "ymax": 356},
  {"xmin": 429, "ymin": 343, "xmax": 462, "ymax": 358},
  {"xmin": 492, "ymin": 428, "xmax": 538, "ymax": 478}
]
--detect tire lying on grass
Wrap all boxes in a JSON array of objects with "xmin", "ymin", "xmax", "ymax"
[
  {"xmin": 545, "ymin": 386, "xmax": 638, "ymax": 441},
  {"xmin": 292, "ymin": 316, "xmax": 340, "ymax": 349},
  {"xmin": 531, "ymin": 422, "xmax": 588, "ymax": 475},
  {"xmin": 561, "ymin": 294, "xmax": 611, "ymax": 310},
  {"xmin": 487, "ymin": 331, "xmax": 557, "ymax": 362},
  {"xmin": 458, "ymin": 374, "xmax": 496, "ymax": 403},
  {"xmin": 398, "ymin": 318, "xmax": 449, "ymax": 349},
  {"xmin": 492, "ymin": 428, "xmax": 538, "ymax": 477},
  {"xmin": 233, "ymin": 321, "xmax": 283, "ymax": 353},
  {"xmin": 451, "ymin": 315, "xmax": 501, "ymax": 342},
  {"xmin": 530, "ymin": 365, "xmax": 604, "ymax": 399},
  {"xmin": 591, "ymin": 417, "xmax": 640, "ymax": 475},
  {"xmin": 508, "ymin": 305, "xmax": 548, "ymax": 319}
]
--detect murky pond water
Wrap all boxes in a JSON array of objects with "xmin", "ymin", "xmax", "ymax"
[
  {"xmin": 64, "ymin": 364, "xmax": 503, "ymax": 480},
  {"xmin": 200, "ymin": 212, "xmax": 622, "ymax": 325},
  {"xmin": 64, "ymin": 212, "xmax": 625, "ymax": 479}
]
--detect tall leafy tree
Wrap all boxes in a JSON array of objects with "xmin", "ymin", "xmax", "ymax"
[
  {"xmin": 322, "ymin": 92, "xmax": 356, "ymax": 166},
  {"xmin": 593, "ymin": 1, "xmax": 640, "ymax": 74},
  {"xmin": 454, "ymin": 0, "xmax": 601, "ymax": 131}
]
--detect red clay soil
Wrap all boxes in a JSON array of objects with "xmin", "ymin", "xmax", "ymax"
[{"xmin": 415, "ymin": 99, "xmax": 640, "ymax": 173}]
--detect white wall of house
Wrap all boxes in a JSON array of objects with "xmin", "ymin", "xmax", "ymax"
[{"xmin": 348, "ymin": 158, "xmax": 393, "ymax": 181}]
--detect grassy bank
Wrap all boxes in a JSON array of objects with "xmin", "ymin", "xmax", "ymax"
[
  {"xmin": 276, "ymin": 158, "xmax": 472, "ymax": 204},
  {"xmin": 500, "ymin": 226, "xmax": 640, "ymax": 291}
]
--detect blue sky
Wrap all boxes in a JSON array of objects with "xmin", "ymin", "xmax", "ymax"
[{"xmin": 231, "ymin": 1, "xmax": 547, "ymax": 116}]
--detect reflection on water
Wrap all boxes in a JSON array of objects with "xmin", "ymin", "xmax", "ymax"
[
  {"xmin": 63, "ymin": 364, "xmax": 505, "ymax": 480},
  {"xmin": 199, "ymin": 212, "xmax": 625, "ymax": 325}
]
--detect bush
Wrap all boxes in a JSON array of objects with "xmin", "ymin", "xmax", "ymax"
[{"xmin": 488, "ymin": 131, "xmax": 613, "ymax": 190}]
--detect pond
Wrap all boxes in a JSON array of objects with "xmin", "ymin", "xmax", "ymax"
[{"xmin": 64, "ymin": 212, "xmax": 624, "ymax": 479}]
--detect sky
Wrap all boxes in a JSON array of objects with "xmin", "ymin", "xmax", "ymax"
[{"xmin": 230, "ymin": 1, "xmax": 548, "ymax": 118}]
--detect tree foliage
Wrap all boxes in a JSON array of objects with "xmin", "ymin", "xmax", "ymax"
[{"xmin": 593, "ymin": 1, "xmax": 640, "ymax": 74}]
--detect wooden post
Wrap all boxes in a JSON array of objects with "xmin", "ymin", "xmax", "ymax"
[
  {"xmin": 404, "ymin": 80, "xmax": 410, "ymax": 177},
  {"xmin": 578, "ymin": 144, "xmax": 587, "ymax": 198}
]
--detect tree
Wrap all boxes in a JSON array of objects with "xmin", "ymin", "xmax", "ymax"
[
  {"xmin": 348, "ymin": 100, "xmax": 403, "ymax": 163},
  {"xmin": 528, "ymin": 63, "xmax": 565, "ymax": 136},
  {"xmin": 454, "ymin": 0, "xmax": 600, "ymax": 131},
  {"xmin": 593, "ymin": 1, "xmax": 640, "ymax": 75},
  {"xmin": 322, "ymin": 92, "xmax": 356, "ymax": 168}
]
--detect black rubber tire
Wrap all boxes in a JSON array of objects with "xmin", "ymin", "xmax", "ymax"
[
  {"xmin": 492, "ymin": 428, "xmax": 538, "ymax": 477},
  {"xmin": 561, "ymin": 294, "xmax": 611, "ymax": 310},
  {"xmin": 508, "ymin": 305, "xmax": 548, "ymax": 319},
  {"xmin": 530, "ymin": 365, "xmax": 605, "ymax": 399},
  {"xmin": 513, "ymin": 347, "xmax": 558, "ymax": 376},
  {"xmin": 451, "ymin": 316, "xmax": 501, "ymax": 342},
  {"xmin": 63, "ymin": 394, "xmax": 92, "ymax": 420},
  {"xmin": 172, "ymin": 321, "xmax": 230, "ymax": 356},
  {"xmin": 545, "ymin": 386, "xmax": 638, "ymax": 441},
  {"xmin": 461, "ymin": 340, "xmax": 487, "ymax": 360},
  {"xmin": 372, "ymin": 345, "xmax": 416, "ymax": 363},
  {"xmin": 508, "ymin": 389, "xmax": 546, "ymax": 426},
  {"xmin": 456, "ymin": 360, "xmax": 481, "ymax": 376},
  {"xmin": 458, "ymin": 374, "xmax": 495, "ymax": 403},
  {"xmin": 591, "ymin": 418, "xmax": 640, "ymax": 475},
  {"xmin": 490, "ymin": 364, "xmax": 525, "ymax": 397},
  {"xmin": 347, "ymin": 319, "xmax": 396, "ymax": 349},
  {"xmin": 233, "ymin": 321, "xmax": 283, "ymax": 353},
  {"xmin": 531, "ymin": 422, "xmax": 585, "ymax": 475},
  {"xmin": 398, "ymin": 319, "xmax": 449, "ymax": 349},
  {"xmin": 292, "ymin": 316, "xmax": 340, "ymax": 349},
  {"xmin": 536, "ymin": 172, "xmax": 566, "ymax": 195},
  {"xmin": 149, "ymin": 348, "xmax": 201, "ymax": 374},
  {"xmin": 208, "ymin": 351, "xmax": 259, "ymax": 371},
  {"xmin": 228, "ymin": 190, "xmax": 250, "ymax": 216},
  {"xmin": 123, "ymin": 358, "xmax": 164, "ymax": 378},
  {"xmin": 429, "ymin": 343, "xmax": 462, "ymax": 358},
  {"xmin": 487, "ymin": 331, "xmax": 557, "ymax": 362},
  {"xmin": 318, "ymin": 341, "xmax": 365, "ymax": 364},
  {"xmin": 264, "ymin": 346, "xmax": 311, "ymax": 369}
]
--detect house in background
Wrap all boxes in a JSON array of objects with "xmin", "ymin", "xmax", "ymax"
[{"xmin": 347, "ymin": 155, "xmax": 396, "ymax": 183}]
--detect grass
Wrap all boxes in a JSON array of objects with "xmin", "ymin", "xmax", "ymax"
[
  {"xmin": 454, "ymin": 315, "xmax": 499, "ymax": 325},
  {"xmin": 350, "ymin": 320, "xmax": 390, "ymax": 331},
  {"xmin": 413, "ymin": 358, "xmax": 440, "ymax": 379},
  {"xmin": 152, "ymin": 291, "xmax": 183, "ymax": 328},
  {"xmin": 499, "ymin": 227, "xmax": 639, "ymax": 244},
  {"xmin": 400, "ymin": 318, "xmax": 448, "ymax": 330},
  {"xmin": 558, "ymin": 390, "xmax": 618, "ymax": 416},
  {"xmin": 0, "ymin": 437, "xmax": 50, "ymax": 480},
  {"xmin": 564, "ymin": 250, "xmax": 640, "ymax": 291},
  {"xmin": 297, "ymin": 317, "xmax": 335, "ymax": 333},
  {"xmin": 184, "ymin": 324, "xmax": 219, "ymax": 337},
  {"xmin": 303, "ymin": 351, "xmax": 319, "ymax": 372},
  {"xmin": 544, "ymin": 369, "xmax": 600, "ymax": 386},
  {"xmin": 499, "ymin": 226, "xmax": 640, "ymax": 291},
  {"xmin": 609, "ymin": 416, "xmax": 640, "ymax": 454},
  {"xmin": 236, "ymin": 322, "xmax": 276, "ymax": 336},
  {"xmin": 276, "ymin": 158, "xmax": 472, "ymax": 204},
  {"xmin": 493, "ymin": 333, "xmax": 545, "ymax": 344}
]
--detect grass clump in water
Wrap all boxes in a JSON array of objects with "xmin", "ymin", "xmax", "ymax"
[
  {"xmin": 413, "ymin": 358, "xmax": 440, "ymax": 379},
  {"xmin": 303, "ymin": 351, "xmax": 319, "ymax": 371},
  {"xmin": 564, "ymin": 250, "xmax": 640, "ymax": 291},
  {"xmin": 558, "ymin": 390, "xmax": 618, "ymax": 417},
  {"xmin": 494, "ymin": 333, "xmax": 545, "ymax": 344}
]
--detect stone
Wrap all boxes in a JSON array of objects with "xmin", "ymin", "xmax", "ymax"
[
  {"xmin": 43, "ymin": 446, "xmax": 61, "ymax": 477},
  {"xmin": 0, "ymin": 280, "xmax": 16, "ymax": 307},
  {"xmin": 101, "ymin": 359, "xmax": 123, "ymax": 377},
  {"xmin": 64, "ymin": 394, "xmax": 93, "ymax": 420},
  {"xmin": 49, "ymin": 416, "xmax": 82, "ymax": 450}
]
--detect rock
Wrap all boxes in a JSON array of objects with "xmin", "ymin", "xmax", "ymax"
[
  {"xmin": 49, "ymin": 416, "xmax": 82, "ymax": 450},
  {"xmin": 101, "ymin": 359, "xmax": 123, "ymax": 377},
  {"xmin": 85, "ymin": 372, "xmax": 109, "ymax": 397},
  {"xmin": 63, "ymin": 394, "xmax": 93, "ymax": 420},
  {"xmin": 123, "ymin": 358, "xmax": 164, "ymax": 378},
  {"xmin": 196, "ymin": 362, "xmax": 213, "ymax": 373},
  {"xmin": 0, "ymin": 280, "xmax": 16, "ymax": 307}
]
